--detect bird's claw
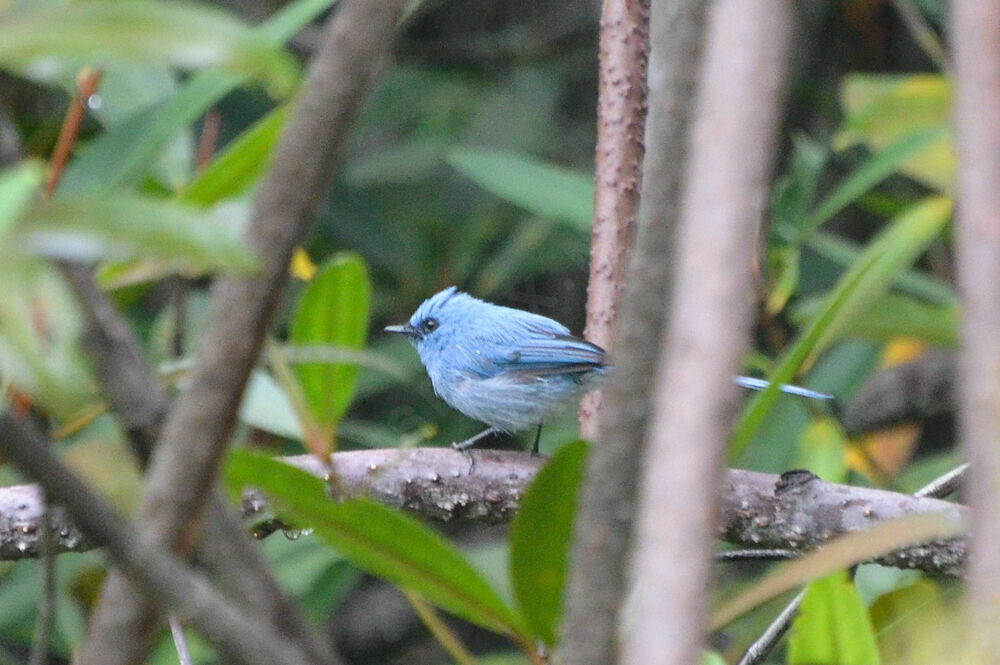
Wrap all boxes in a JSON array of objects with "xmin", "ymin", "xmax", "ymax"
[{"xmin": 451, "ymin": 441, "xmax": 477, "ymax": 473}]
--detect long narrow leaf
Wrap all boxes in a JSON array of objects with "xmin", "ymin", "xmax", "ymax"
[
  {"xmin": 180, "ymin": 105, "xmax": 290, "ymax": 206},
  {"xmin": 0, "ymin": 160, "xmax": 44, "ymax": 240},
  {"xmin": 448, "ymin": 149, "xmax": 593, "ymax": 230},
  {"xmin": 224, "ymin": 450, "xmax": 529, "ymax": 638},
  {"xmin": 57, "ymin": 0, "xmax": 334, "ymax": 195},
  {"xmin": 792, "ymin": 292, "xmax": 958, "ymax": 348},
  {"xmin": 289, "ymin": 253, "xmax": 371, "ymax": 446},
  {"xmin": 730, "ymin": 197, "xmax": 950, "ymax": 459},
  {"xmin": 509, "ymin": 440, "xmax": 588, "ymax": 646},
  {"xmin": 0, "ymin": 2, "xmax": 298, "ymax": 94},
  {"xmin": 16, "ymin": 195, "xmax": 256, "ymax": 273},
  {"xmin": 807, "ymin": 231, "xmax": 957, "ymax": 307},
  {"xmin": 711, "ymin": 511, "xmax": 961, "ymax": 630},
  {"xmin": 800, "ymin": 127, "xmax": 946, "ymax": 240}
]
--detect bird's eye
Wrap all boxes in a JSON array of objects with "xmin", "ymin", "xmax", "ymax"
[{"xmin": 421, "ymin": 318, "xmax": 439, "ymax": 333}]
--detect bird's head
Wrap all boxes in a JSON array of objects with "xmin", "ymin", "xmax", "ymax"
[{"xmin": 384, "ymin": 287, "xmax": 478, "ymax": 361}]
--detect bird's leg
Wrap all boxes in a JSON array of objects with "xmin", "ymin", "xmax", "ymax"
[
  {"xmin": 452, "ymin": 426, "xmax": 502, "ymax": 451},
  {"xmin": 531, "ymin": 423, "xmax": 542, "ymax": 455}
]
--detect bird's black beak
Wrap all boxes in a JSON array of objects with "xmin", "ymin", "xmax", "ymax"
[{"xmin": 385, "ymin": 323, "xmax": 420, "ymax": 338}]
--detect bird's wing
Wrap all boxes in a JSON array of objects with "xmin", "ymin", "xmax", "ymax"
[
  {"xmin": 509, "ymin": 333, "xmax": 607, "ymax": 368},
  {"xmin": 476, "ymin": 321, "xmax": 607, "ymax": 377}
]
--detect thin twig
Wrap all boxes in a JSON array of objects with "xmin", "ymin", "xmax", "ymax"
[
  {"xmin": 403, "ymin": 589, "xmax": 479, "ymax": 665},
  {"xmin": 46, "ymin": 68, "xmax": 101, "ymax": 196},
  {"xmin": 168, "ymin": 615, "xmax": 194, "ymax": 665},
  {"xmin": 716, "ymin": 549, "xmax": 802, "ymax": 563},
  {"xmin": 890, "ymin": 0, "xmax": 949, "ymax": 72},
  {"xmin": 195, "ymin": 110, "xmax": 221, "ymax": 173},
  {"xmin": 171, "ymin": 110, "xmax": 222, "ymax": 357},
  {"xmin": 734, "ymin": 588, "xmax": 805, "ymax": 665},
  {"xmin": 915, "ymin": 463, "xmax": 967, "ymax": 498},
  {"xmin": 27, "ymin": 491, "xmax": 54, "ymax": 665}
]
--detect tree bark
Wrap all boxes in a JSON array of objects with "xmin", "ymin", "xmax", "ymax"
[
  {"xmin": 579, "ymin": 0, "xmax": 650, "ymax": 438},
  {"xmin": 622, "ymin": 2, "xmax": 793, "ymax": 664},
  {"xmin": 557, "ymin": 1, "xmax": 708, "ymax": 662},
  {"xmin": 952, "ymin": 0, "xmax": 1000, "ymax": 657}
]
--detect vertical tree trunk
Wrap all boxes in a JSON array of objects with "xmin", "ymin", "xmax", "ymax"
[
  {"xmin": 622, "ymin": 2, "xmax": 792, "ymax": 664},
  {"xmin": 952, "ymin": 1, "xmax": 1000, "ymax": 658},
  {"xmin": 579, "ymin": 0, "xmax": 650, "ymax": 439},
  {"xmin": 558, "ymin": 1, "xmax": 708, "ymax": 663}
]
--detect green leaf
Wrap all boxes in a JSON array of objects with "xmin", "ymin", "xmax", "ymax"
[
  {"xmin": 509, "ymin": 440, "xmax": 588, "ymax": 646},
  {"xmin": 0, "ymin": 2, "xmax": 298, "ymax": 96},
  {"xmin": 448, "ymin": 149, "xmax": 593, "ymax": 229},
  {"xmin": 238, "ymin": 369, "xmax": 304, "ymax": 441},
  {"xmin": 0, "ymin": 265, "xmax": 99, "ymax": 418},
  {"xmin": 180, "ymin": 104, "xmax": 290, "ymax": 207},
  {"xmin": 788, "ymin": 572, "xmax": 881, "ymax": 665},
  {"xmin": 869, "ymin": 579, "xmax": 944, "ymax": 662},
  {"xmin": 811, "ymin": 197, "xmax": 951, "ymax": 351},
  {"xmin": 794, "ymin": 418, "xmax": 848, "ymax": 484},
  {"xmin": 224, "ymin": 450, "xmax": 528, "ymax": 637},
  {"xmin": 771, "ymin": 134, "xmax": 828, "ymax": 239},
  {"xmin": 836, "ymin": 74, "xmax": 954, "ymax": 192},
  {"xmin": 792, "ymin": 292, "xmax": 958, "ymax": 348},
  {"xmin": 807, "ymin": 231, "xmax": 957, "ymax": 308},
  {"xmin": 15, "ymin": 195, "xmax": 256, "ymax": 274},
  {"xmin": 800, "ymin": 127, "xmax": 947, "ymax": 240},
  {"xmin": 56, "ymin": 0, "xmax": 335, "ymax": 195},
  {"xmin": 700, "ymin": 652, "xmax": 727, "ymax": 665},
  {"xmin": 0, "ymin": 160, "xmax": 43, "ymax": 240},
  {"xmin": 289, "ymin": 253, "xmax": 372, "ymax": 436},
  {"xmin": 730, "ymin": 196, "xmax": 951, "ymax": 459}
]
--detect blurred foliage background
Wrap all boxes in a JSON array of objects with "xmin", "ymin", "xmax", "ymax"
[{"xmin": 0, "ymin": 0, "xmax": 965, "ymax": 663}]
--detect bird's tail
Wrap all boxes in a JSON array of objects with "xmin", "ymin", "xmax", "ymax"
[{"xmin": 734, "ymin": 376, "xmax": 834, "ymax": 401}]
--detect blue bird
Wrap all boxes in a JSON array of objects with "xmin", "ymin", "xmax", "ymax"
[
  {"xmin": 386, "ymin": 287, "xmax": 834, "ymax": 453},
  {"xmin": 385, "ymin": 287, "xmax": 608, "ymax": 452}
]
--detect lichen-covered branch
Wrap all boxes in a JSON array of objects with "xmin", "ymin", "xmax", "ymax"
[
  {"xmin": 0, "ymin": 449, "xmax": 967, "ymax": 576},
  {"xmin": 718, "ymin": 469, "xmax": 965, "ymax": 576}
]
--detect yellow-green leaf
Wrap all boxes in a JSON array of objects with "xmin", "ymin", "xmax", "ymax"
[
  {"xmin": 730, "ymin": 196, "xmax": 950, "ymax": 459},
  {"xmin": 788, "ymin": 572, "xmax": 880, "ymax": 665},
  {"xmin": 836, "ymin": 74, "xmax": 954, "ymax": 192},
  {"xmin": 180, "ymin": 105, "xmax": 290, "ymax": 207},
  {"xmin": 794, "ymin": 417, "xmax": 848, "ymax": 484}
]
